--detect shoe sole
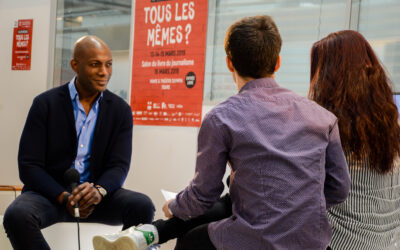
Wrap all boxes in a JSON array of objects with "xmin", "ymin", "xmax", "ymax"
[{"xmin": 93, "ymin": 235, "xmax": 138, "ymax": 250}]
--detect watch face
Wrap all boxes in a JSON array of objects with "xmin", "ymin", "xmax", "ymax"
[{"xmin": 96, "ymin": 186, "xmax": 107, "ymax": 197}]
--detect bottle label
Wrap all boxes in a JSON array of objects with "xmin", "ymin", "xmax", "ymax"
[{"xmin": 135, "ymin": 228, "xmax": 155, "ymax": 245}]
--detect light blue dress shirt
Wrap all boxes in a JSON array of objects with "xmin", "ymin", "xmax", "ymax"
[{"xmin": 68, "ymin": 77, "xmax": 103, "ymax": 183}]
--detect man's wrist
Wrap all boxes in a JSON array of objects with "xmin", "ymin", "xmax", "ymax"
[
  {"xmin": 167, "ymin": 204, "xmax": 173, "ymax": 216},
  {"xmin": 167, "ymin": 199, "xmax": 174, "ymax": 216},
  {"xmin": 95, "ymin": 185, "xmax": 107, "ymax": 198},
  {"xmin": 93, "ymin": 185, "xmax": 106, "ymax": 205}
]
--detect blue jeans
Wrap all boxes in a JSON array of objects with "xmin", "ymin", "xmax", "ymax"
[{"xmin": 3, "ymin": 188, "xmax": 155, "ymax": 250}]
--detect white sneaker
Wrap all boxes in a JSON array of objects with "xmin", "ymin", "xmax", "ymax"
[{"xmin": 93, "ymin": 224, "xmax": 159, "ymax": 250}]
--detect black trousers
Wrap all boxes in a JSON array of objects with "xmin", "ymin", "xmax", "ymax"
[
  {"xmin": 3, "ymin": 189, "xmax": 155, "ymax": 250},
  {"xmin": 175, "ymin": 223, "xmax": 215, "ymax": 250},
  {"xmin": 153, "ymin": 193, "xmax": 232, "ymax": 249}
]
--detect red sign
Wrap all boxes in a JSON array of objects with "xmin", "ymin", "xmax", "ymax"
[
  {"xmin": 131, "ymin": 0, "xmax": 208, "ymax": 127},
  {"xmin": 12, "ymin": 19, "xmax": 33, "ymax": 70}
]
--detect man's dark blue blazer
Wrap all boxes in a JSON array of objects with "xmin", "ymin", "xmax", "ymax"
[{"xmin": 18, "ymin": 83, "xmax": 133, "ymax": 200}]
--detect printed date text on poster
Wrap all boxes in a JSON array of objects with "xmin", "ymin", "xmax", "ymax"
[{"xmin": 131, "ymin": 0, "xmax": 208, "ymax": 127}]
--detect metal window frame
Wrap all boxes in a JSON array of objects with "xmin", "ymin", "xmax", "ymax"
[
  {"xmin": 47, "ymin": 0, "xmax": 58, "ymax": 89},
  {"xmin": 346, "ymin": 0, "xmax": 361, "ymax": 30}
]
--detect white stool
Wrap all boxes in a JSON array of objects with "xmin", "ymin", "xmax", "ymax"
[
  {"xmin": 0, "ymin": 216, "xmax": 121, "ymax": 250},
  {"xmin": 43, "ymin": 222, "xmax": 121, "ymax": 250}
]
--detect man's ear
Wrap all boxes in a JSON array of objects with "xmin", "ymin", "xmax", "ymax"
[
  {"xmin": 226, "ymin": 56, "xmax": 235, "ymax": 73},
  {"xmin": 274, "ymin": 55, "xmax": 281, "ymax": 72},
  {"xmin": 70, "ymin": 59, "xmax": 78, "ymax": 73}
]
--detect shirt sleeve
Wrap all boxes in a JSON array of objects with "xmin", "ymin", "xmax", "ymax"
[
  {"xmin": 169, "ymin": 112, "xmax": 229, "ymax": 220},
  {"xmin": 324, "ymin": 120, "xmax": 350, "ymax": 209}
]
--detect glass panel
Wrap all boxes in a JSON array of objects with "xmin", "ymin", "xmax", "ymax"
[
  {"xmin": 53, "ymin": 0, "xmax": 132, "ymax": 100},
  {"xmin": 206, "ymin": 0, "xmax": 347, "ymax": 103},
  {"xmin": 53, "ymin": 0, "xmax": 350, "ymax": 103},
  {"xmin": 358, "ymin": 0, "xmax": 400, "ymax": 91}
]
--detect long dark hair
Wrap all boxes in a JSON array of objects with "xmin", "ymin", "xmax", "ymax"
[{"xmin": 309, "ymin": 30, "xmax": 400, "ymax": 173}]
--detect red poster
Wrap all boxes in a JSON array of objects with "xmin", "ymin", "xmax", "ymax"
[
  {"xmin": 12, "ymin": 19, "xmax": 33, "ymax": 71},
  {"xmin": 131, "ymin": 0, "xmax": 208, "ymax": 127}
]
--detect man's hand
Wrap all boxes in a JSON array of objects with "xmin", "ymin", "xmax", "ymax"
[
  {"xmin": 162, "ymin": 199, "xmax": 174, "ymax": 218},
  {"xmin": 66, "ymin": 196, "xmax": 96, "ymax": 218},
  {"xmin": 56, "ymin": 191, "xmax": 69, "ymax": 206},
  {"xmin": 68, "ymin": 182, "xmax": 102, "ymax": 218}
]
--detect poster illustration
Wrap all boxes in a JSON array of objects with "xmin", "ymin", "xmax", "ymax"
[
  {"xmin": 12, "ymin": 19, "xmax": 33, "ymax": 71},
  {"xmin": 131, "ymin": 0, "xmax": 208, "ymax": 127}
]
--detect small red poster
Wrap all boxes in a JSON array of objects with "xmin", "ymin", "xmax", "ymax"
[
  {"xmin": 12, "ymin": 19, "xmax": 33, "ymax": 71},
  {"xmin": 131, "ymin": 0, "xmax": 208, "ymax": 127}
]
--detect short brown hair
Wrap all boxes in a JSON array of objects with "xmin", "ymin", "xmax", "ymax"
[{"xmin": 224, "ymin": 15, "xmax": 282, "ymax": 78}]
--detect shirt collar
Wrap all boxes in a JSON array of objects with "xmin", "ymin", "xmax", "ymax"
[
  {"xmin": 239, "ymin": 77, "xmax": 279, "ymax": 93},
  {"xmin": 68, "ymin": 76, "xmax": 103, "ymax": 104}
]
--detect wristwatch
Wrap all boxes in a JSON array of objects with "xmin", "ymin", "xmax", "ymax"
[{"xmin": 95, "ymin": 185, "xmax": 107, "ymax": 198}]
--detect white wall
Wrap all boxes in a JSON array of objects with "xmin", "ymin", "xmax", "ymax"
[{"xmin": 0, "ymin": 0, "xmax": 54, "ymax": 185}]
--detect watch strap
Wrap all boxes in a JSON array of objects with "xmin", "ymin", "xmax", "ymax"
[{"xmin": 95, "ymin": 185, "xmax": 107, "ymax": 197}]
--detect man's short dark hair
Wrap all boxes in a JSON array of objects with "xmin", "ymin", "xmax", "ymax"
[{"xmin": 224, "ymin": 15, "xmax": 282, "ymax": 79}]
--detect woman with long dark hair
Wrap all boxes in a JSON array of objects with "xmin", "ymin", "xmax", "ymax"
[{"xmin": 309, "ymin": 30, "xmax": 400, "ymax": 250}]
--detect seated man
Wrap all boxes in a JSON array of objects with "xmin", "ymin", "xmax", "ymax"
[
  {"xmin": 3, "ymin": 35, "xmax": 155, "ymax": 250},
  {"xmin": 94, "ymin": 15, "xmax": 350, "ymax": 250}
]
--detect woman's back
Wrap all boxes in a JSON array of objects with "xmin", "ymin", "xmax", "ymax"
[
  {"xmin": 309, "ymin": 30, "xmax": 400, "ymax": 250},
  {"xmin": 328, "ymin": 152, "xmax": 400, "ymax": 250}
]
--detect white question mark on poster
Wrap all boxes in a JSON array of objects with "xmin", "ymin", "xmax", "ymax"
[{"xmin": 185, "ymin": 23, "xmax": 192, "ymax": 44}]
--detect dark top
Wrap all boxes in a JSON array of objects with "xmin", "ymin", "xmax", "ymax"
[{"xmin": 18, "ymin": 83, "xmax": 133, "ymax": 200}]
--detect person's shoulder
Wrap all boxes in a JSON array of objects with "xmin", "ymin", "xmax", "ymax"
[
  {"xmin": 275, "ymin": 87, "xmax": 309, "ymax": 104},
  {"xmin": 207, "ymin": 96, "xmax": 234, "ymax": 116},
  {"xmin": 299, "ymin": 95, "xmax": 337, "ymax": 120},
  {"xmin": 300, "ymin": 96, "xmax": 337, "ymax": 123},
  {"xmin": 275, "ymin": 87, "xmax": 338, "ymax": 121},
  {"xmin": 202, "ymin": 96, "xmax": 238, "ymax": 125},
  {"xmin": 102, "ymin": 90, "xmax": 131, "ymax": 111},
  {"xmin": 33, "ymin": 84, "xmax": 69, "ymax": 102}
]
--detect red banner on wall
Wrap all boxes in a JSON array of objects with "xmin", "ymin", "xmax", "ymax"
[
  {"xmin": 12, "ymin": 19, "xmax": 33, "ymax": 71},
  {"xmin": 131, "ymin": 0, "xmax": 208, "ymax": 127}
]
